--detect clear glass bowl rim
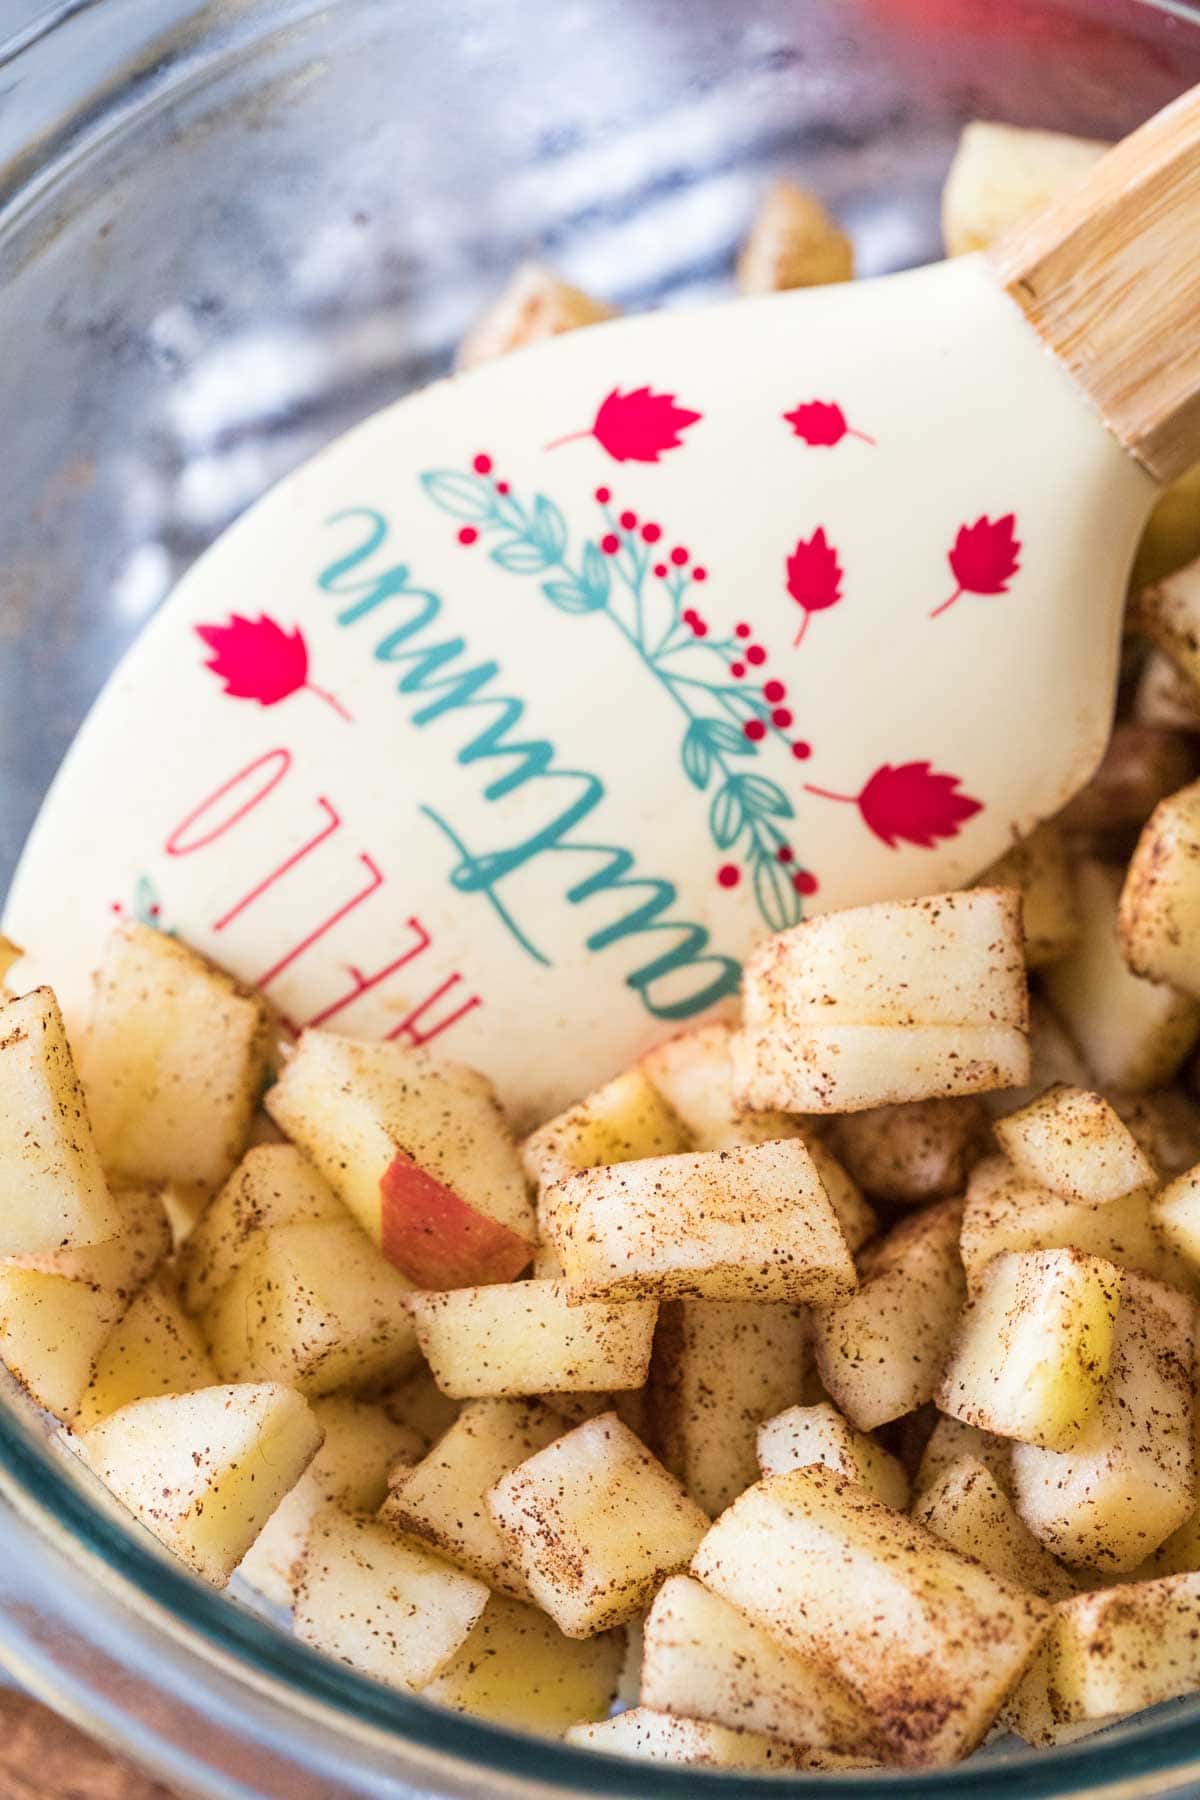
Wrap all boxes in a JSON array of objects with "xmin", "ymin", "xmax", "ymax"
[{"xmin": 5, "ymin": 0, "xmax": 1200, "ymax": 1793}]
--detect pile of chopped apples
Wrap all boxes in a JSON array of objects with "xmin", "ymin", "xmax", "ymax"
[{"xmin": 6, "ymin": 116, "xmax": 1200, "ymax": 1777}]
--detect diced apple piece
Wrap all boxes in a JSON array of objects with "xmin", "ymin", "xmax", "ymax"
[
  {"xmin": 1154, "ymin": 1164, "xmax": 1200, "ymax": 1274},
  {"xmin": 1058, "ymin": 722, "xmax": 1198, "ymax": 836},
  {"xmin": 756, "ymin": 1403, "xmax": 909, "ymax": 1509},
  {"xmin": 1012, "ymin": 1272, "xmax": 1196, "ymax": 1571},
  {"xmin": 915, "ymin": 1415, "xmax": 1012, "ymax": 1498},
  {"xmin": 202, "ymin": 1219, "xmax": 419, "ymax": 1396},
  {"xmin": 157, "ymin": 1180, "xmax": 211, "ymax": 1252},
  {"xmin": 546, "ymin": 1139, "xmax": 855, "ymax": 1307},
  {"xmin": 294, "ymin": 1507, "xmax": 488, "ymax": 1686},
  {"xmin": 425, "ymin": 1592, "xmax": 623, "ymax": 1732},
  {"xmin": 831, "ymin": 1098, "xmax": 986, "ymax": 1206},
  {"xmin": 1132, "ymin": 557, "xmax": 1200, "ymax": 707},
  {"xmin": 379, "ymin": 1364, "xmax": 461, "ymax": 1451},
  {"xmin": 640, "ymin": 1576, "xmax": 881, "ymax": 1758},
  {"xmin": 8, "ymin": 1183, "xmax": 171, "ymax": 1295},
  {"xmin": 76, "ymin": 1280, "xmax": 216, "ymax": 1430},
  {"xmin": 812, "ymin": 1200, "xmax": 965, "ymax": 1431},
  {"xmin": 941, "ymin": 120, "xmax": 1106, "ymax": 256},
  {"xmin": 732, "ymin": 890, "xmax": 1028, "ymax": 1113},
  {"xmin": 1135, "ymin": 649, "xmax": 1200, "ymax": 733},
  {"xmin": 961, "ymin": 1154, "xmax": 1185, "ymax": 1294},
  {"xmin": 380, "ymin": 1398, "xmax": 562, "ymax": 1598},
  {"xmin": 265, "ymin": 1031, "xmax": 534, "ymax": 1288},
  {"xmin": 0, "ymin": 987, "xmax": 123, "ymax": 1257},
  {"xmin": 647, "ymin": 1301, "xmax": 809, "ymax": 1516},
  {"xmin": 996, "ymin": 1086, "xmax": 1157, "ymax": 1206},
  {"xmin": 1120, "ymin": 780, "xmax": 1200, "ymax": 999},
  {"xmin": 239, "ymin": 1397, "xmax": 421, "ymax": 1606},
  {"xmin": 408, "ymin": 1281, "xmax": 655, "ymax": 1399},
  {"xmin": 805, "ymin": 1142, "xmax": 877, "ymax": 1253},
  {"xmin": 566, "ymin": 1707, "xmax": 802, "ymax": 1769},
  {"xmin": 79, "ymin": 925, "xmax": 270, "ymax": 1190},
  {"xmin": 1003, "ymin": 1635, "xmax": 1114, "ymax": 1748},
  {"xmin": 639, "ymin": 1021, "xmax": 805, "ymax": 1151},
  {"xmin": 177, "ymin": 1143, "xmax": 343, "ymax": 1315},
  {"xmin": 487, "ymin": 1413, "xmax": 708, "ymax": 1637},
  {"xmin": 938, "ymin": 1250, "xmax": 1122, "ymax": 1450},
  {"xmin": 0, "ymin": 1267, "xmax": 129, "ymax": 1422},
  {"xmin": 737, "ymin": 180, "xmax": 853, "ymax": 293},
  {"xmin": 913, "ymin": 1458, "xmax": 1076, "ymax": 1602},
  {"xmin": 523, "ymin": 1068, "xmax": 691, "ymax": 1195},
  {"xmin": 1043, "ymin": 861, "xmax": 1200, "ymax": 1091},
  {"xmin": 457, "ymin": 263, "xmax": 615, "ymax": 370},
  {"xmin": 976, "ymin": 822, "xmax": 1079, "ymax": 967},
  {"xmin": 693, "ymin": 1464, "xmax": 1050, "ymax": 1766},
  {"xmin": 1008, "ymin": 1573, "xmax": 1200, "ymax": 1741},
  {"xmin": 74, "ymin": 1382, "xmax": 321, "ymax": 1585}
]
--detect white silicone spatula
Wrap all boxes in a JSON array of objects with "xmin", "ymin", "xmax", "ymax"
[{"xmin": 9, "ymin": 87, "xmax": 1200, "ymax": 1121}]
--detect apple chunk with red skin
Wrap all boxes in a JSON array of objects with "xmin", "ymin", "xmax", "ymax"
[
  {"xmin": 266, "ymin": 1031, "xmax": 536, "ymax": 1288},
  {"xmin": 380, "ymin": 1150, "xmax": 534, "ymax": 1287}
]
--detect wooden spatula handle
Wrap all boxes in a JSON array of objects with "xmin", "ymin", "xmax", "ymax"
[{"xmin": 990, "ymin": 83, "xmax": 1200, "ymax": 486}]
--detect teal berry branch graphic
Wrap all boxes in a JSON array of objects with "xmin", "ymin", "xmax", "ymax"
[{"xmin": 420, "ymin": 453, "xmax": 819, "ymax": 932}]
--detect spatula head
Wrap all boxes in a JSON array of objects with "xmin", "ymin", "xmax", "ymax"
[{"xmin": 5, "ymin": 254, "xmax": 1153, "ymax": 1119}]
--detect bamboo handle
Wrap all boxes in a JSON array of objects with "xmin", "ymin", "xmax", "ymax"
[{"xmin": 989, "ymin": 83, "xmax": 1200, "ymax": 485}]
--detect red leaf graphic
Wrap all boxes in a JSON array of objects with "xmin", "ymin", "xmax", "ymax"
[
  {"xmin": 783, "ymin": 400, "xmax": 875, "ymax": 447},
  {"xmin": 787, "ymin": 527, "xmax": 844, "ymax": 647},
  {"xmin": 195, "ymin": 614, "xmax": 351, "ymax": 720},
  {"xmin": 932, "ymin": 513, "xmax": 1021, "ymax": 618},
  {"xmin": 804, "ymin": 761, "xmax": 983, "ymax": 849},
  {"xmin": 545, "ymin": 386, "xmax": 702, "ymax": 462}
]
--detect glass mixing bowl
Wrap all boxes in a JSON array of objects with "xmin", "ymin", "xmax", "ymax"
[{"xmin": 4, "ymin": 1, "xmax": 1200, "ymax": 1793}]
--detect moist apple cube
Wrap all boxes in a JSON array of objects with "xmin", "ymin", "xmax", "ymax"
[
  {"xmin": 79, "ymin": 925, "xmax": 271, "ymax": 1190},
  {"xmin": 914, "ymin": 1415, "xmax": 1013, "ymax": 1499},
  {"xmin": 0, "ymin": 1266, "xmax": 130, "ymax": 1422},
  {"xmin": 425, "ymin": 1591, "xmax": 624, "ymax": 1731},
  {"xmin": 830, "ymin": 1097, "xmax": 987, "ymax": 1206},
  {"xmin": 941, "ymin": 120, "xmax": 1106, "ymax": 256},
  {"xmin": 0, "ymin": 987, "xmax": 123, "ymax": 1257},
  {"xmin": 265, "ymin": 1031, "xmax": 534, "ymax": 1287},
  {"xmin": 546, "ymin": 1139, "xmax": 855, "ymax": 1307},
  {"xmin": 378, "ymin": 1363, "xmax": 461, "ymax": 1451},
  {"xmin": 737, "ymin": 180, "xmax": 853, "ymax": 292},
  {"xmin": 239, "ymin": 1397, "xmax": 422, "ymax": 1606},
  {"xmin": 938, "ymin": 1249, "xmax": 1122, "ymax": 1449},
  {"xmin": 73, "ymin": 1382, "xmax": 322, "ymax": 1586},
  {"xmin": 961, "ymin": 1154, "xmax": 1184, "ymax": 1293},
  {"xmin": 407, "ymin": 1281, "xmax": 656, "ymax": 1399},
  {"xmin": 1154, "ymin": 1165, "xmax": 1200, "ymax": 1274},
  {"xmin": 380, "ymin": 1398, "xmax": 562, "ymax": 1598},
  {"xmin": 732, "ymin": 890, "xmax": 1028, "ymax": 1113},
  {"xmin": 1008, "ymin": 1573, "xmax": 1200, "ymax": 1741},
  {"xmin": 812, "ymin": 1199, "xmax": 965, "ymax": 1431},
  {"xmin": 7, "ymin": 1182, "xmax": 171, "ymax": 1295},
  {"xmin": 647, "ymin": 1300, "xmax": 809, "ymax": 1516},
  {"xmin": 202, "ymin": 1219, "xmax": 419, "ymax": 1396},
  {"xmin": 913, "ymin": 1457, "xmax": 1076, "ymax": 1601},
  {"xmin": 177, "ymin": 1143, "xmax": 343, "ymax": 1315},
  {"xmin": 566, "ymin": 1707, "xmax": 804, "ymax": 1769},
  {"xmin": 1119, "ymin": 779, "xmax": 1200, "ymax": 999},
  {"xmin": 487, "ymin": 1413, "xmax": 708, "ymax": 1637},
  {"xmin": 995, "ymin": 1086, "xmax": 1156, "ymax": 1206},
  {"xmin": 691, "ymin": 1464, "xmax": 1051, "ymax": 1766},
  {"xmin": 294, "ymin": 1507, "xmax": 488, "ymax": 1687},
  {"xmin": 1011, "ymin": 1272, "xmax": 1196, "ymax": 1571},
  {"xmin": 756, "ymin": 1403, "xmax": 909, "ymax": 1509},
  {"xmin": 523, "ymin": 1068, "xmax": 691, "ymax": 1194},
  {"xmin": 975, "ymin": 822, "xmax": 1079, "ymax": 967},
  {"xmin": 77, "ymin": 1280, "xmax": 217, "ymax": 1429},
  {"xmin": 457, "ymin": 263, "xmax": 615, "ymax": 369},
  {"xmin": 639, "ymin": 1021, "xmax": 806, "ymax": 1151},
  {"xmin": 640, "ymin": 1575, "xmax": 881, "ymax": 1758},
  {"xmin": 1043, "ymin": 861, "xmax": 1200, "ymax": 1091}
]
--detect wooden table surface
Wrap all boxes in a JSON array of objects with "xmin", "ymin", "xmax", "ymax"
[{"xmin": 0, "ymin": 1691, "xmax": 178, "ymax": 1799}]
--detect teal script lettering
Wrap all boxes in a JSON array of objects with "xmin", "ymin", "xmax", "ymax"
[{"xmin": 318, "ymin": 508, "xmax": 741, "ymax": 1020}]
